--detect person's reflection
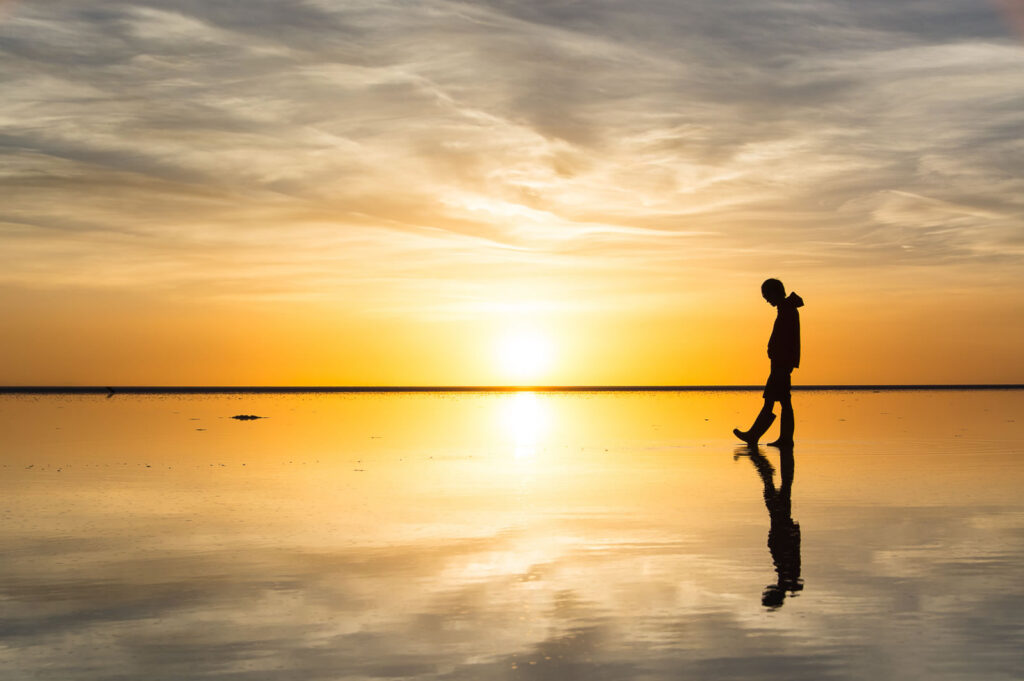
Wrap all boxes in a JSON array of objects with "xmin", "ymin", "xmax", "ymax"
[{"xmin": 736, "ymin": 445, "xmax": 803, "ymax": 608}]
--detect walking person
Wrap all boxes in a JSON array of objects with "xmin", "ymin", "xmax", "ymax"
[{"xmin": 734, "ymin": 279, "xmax": 804, "ymax": 447}]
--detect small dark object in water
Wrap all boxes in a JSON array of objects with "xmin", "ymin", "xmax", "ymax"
[{"xmin": 231, "ymin": 414, "xmax": 264, "ymax": 420}]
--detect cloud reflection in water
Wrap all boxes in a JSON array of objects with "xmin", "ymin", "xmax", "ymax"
[{"xmin": 0, "ymin": 391, "xmax": 1022, "ymax": 679}]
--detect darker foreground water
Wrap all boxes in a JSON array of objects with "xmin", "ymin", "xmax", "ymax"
[{"xmin": 0, "ymin": 391, "xmax": 1021, "ymax": 680}]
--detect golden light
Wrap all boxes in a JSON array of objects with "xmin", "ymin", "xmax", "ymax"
[
  {"xmin": 499, "ymin": 392, "xmax": 550, "ymax": 460},
  {"xmin": 496, "ymin": 329, "xmax": 554, "ymax": 383}
]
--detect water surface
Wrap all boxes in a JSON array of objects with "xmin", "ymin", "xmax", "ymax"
[{"xmin": 1, "ymin": 391, "xmax": 1022, "ymax": 680}]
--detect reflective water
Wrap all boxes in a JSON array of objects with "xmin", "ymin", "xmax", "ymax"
[{"xmin": 0, "ymin": 391, "xmax": 1022, "ymax": 680}]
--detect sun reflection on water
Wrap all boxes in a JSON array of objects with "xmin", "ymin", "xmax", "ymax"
[
  {"xmin": 499, "ymin": 392, "xmax": 550, "ymax": 460},
  {"xmin": 1, "ymin": 393, "xmax": 1024, "ymax": 680}
]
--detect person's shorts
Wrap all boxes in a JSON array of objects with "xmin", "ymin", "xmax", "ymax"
[{"xmin": 763, "ymin": 363, "xmax": 792, "ymax": 401}]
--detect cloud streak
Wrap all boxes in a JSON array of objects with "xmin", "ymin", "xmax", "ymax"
[{"xmin": 0, "ymin": 0, "xmax": 1022, "ymax": 316}]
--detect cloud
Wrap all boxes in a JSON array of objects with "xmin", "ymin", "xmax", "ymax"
[
  {"xmin": 0, "ymin": 0, "xmax": 1022, "ymax": 314},
  {"xmin": 2, "ymin": 501, "xmax": 1020, "ymax": 680}
]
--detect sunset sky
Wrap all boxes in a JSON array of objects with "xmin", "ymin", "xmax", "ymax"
[{"xmin": 1, "ymin": 0, "xmax": 1023, "ymax": 385}]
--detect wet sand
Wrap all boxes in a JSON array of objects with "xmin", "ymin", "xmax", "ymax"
[{"xmin": 0, "ymin": 390, "xmax": 1021, "ymax": 680}]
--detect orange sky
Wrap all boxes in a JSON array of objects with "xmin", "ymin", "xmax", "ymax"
[{"xmin": 1, "ymin": 1, "xmax": 1023, "ymax": 385}]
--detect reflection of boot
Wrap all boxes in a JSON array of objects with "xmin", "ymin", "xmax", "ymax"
[{"xmin": 733, "ymin": 411, "xmax": 776, "ymax": 446}]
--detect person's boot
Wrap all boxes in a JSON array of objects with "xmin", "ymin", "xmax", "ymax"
[
  {"xmin": 733, "ymin": 411, "xmax": 776, "ymax": 446},
  {"xmin": 768, "ymin": 409, "xmax": 794, "ymax": 448}
]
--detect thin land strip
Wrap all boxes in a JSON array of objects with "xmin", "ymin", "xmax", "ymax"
[{"xmin": 0, "ymin": 385, "xmax": 1022, "ymax": 394}]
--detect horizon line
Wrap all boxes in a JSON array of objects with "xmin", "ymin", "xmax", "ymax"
[{"xmin": 1, "ymin": 384, "xmax": 1022, "ymax": 394}]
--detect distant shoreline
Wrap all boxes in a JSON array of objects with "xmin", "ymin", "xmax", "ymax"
[{"xmin": 1, "ymin": 385, "xmax": 1022, "ymax": 394}]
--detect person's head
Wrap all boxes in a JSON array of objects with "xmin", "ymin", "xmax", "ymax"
[
  {"xmin": 762, "ymin": 584, "xmax": 786, "ymax": 609},
  {"xmin": 761, "ymin": 278, "xmax": 786, "ymax": 306}
]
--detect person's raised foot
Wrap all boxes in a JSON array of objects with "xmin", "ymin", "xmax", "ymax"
[
  {"xmin": 733, "ymin": 426, "xmax": 765, "ymax": 446},
  {"xmin": 733, "ymin": 411, "xmax": 776, "ymax": 446},
  {"xmin": 733, "ymin": 428, "xmax": 757, "ymax": 446}
]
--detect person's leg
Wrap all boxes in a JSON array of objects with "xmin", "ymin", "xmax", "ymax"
[
  {"xmin": 734, "ymin": 398, "xmax": 777, "ymax": 445},
  {"xmin": 769, "ymin": 395, "xmax": 794, "ymax": 447}
]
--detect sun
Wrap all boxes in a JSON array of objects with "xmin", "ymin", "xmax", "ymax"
[{"xmin": 496, "ymin": 329, "xmax": 554, "ymax": 383}]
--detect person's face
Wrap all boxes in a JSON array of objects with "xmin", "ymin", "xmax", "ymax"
[{"xmin": 762, "ymin": 288, "xmax": 782, "ymax": 306}]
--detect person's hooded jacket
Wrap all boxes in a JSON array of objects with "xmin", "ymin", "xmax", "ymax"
[{"xmin": 768, "ymin": 292, "xmax": 803, "ymax": 369}]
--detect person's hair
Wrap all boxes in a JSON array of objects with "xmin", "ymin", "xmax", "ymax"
[{"xmin": 761, "ymin": 278, "xmax": 785, "ymax": 298}]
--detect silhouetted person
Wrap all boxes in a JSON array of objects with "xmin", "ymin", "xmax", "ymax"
[
  {"xmin": 736, "ymin": 445, "xmax": 803, "ymax": 609},
  {"xmin": 734, "ymin": 278, "xmax": 803, "ymax": 447}
]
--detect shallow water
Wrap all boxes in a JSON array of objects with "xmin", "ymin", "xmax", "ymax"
[{"xmin": 0, "ymin": 391, "xmax": 1022, "ymax": 680}]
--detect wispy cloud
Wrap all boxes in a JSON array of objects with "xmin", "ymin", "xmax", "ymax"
[{"xmin": 0, "ymin": 0, "xmax": 1022, "ymax": 315}]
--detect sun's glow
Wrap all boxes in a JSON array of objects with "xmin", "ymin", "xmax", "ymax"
[{"xmin": 496, "ymin": 329, "xmax": 554, "ymax": 383}]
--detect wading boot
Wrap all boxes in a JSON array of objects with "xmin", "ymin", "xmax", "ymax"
[
  {"xmin": 768, "ymin": 410, "xmax": 794, "ymax": 448},
  {"xmin": 733, "ymin": 411, "xmax": 776, "ymax": 446}
]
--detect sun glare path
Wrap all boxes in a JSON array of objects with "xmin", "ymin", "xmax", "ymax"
[{"xmin": 500, "ymin": 392, "xmax": 549, "ymax": 460}]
